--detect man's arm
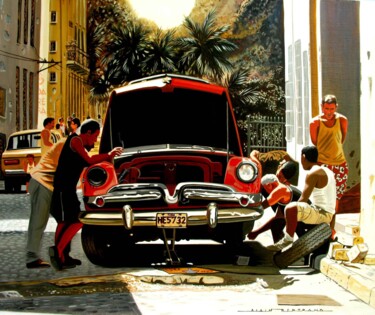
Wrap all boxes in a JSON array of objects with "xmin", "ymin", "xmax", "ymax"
[
  {"xmin": 249, "ymin": 149, "xmax": 263, "ymax": 178},
  {"xmin": 309, "ymin": 117, "xmax": 320, "ymax": 146},
  {"xmin": 262, "ymin": 185, "xmax": 289, "ymax": 208},
  {"xmin": 23, "ymin": 160, "xmax": 28, "ymax": 173},
  {"xmin": 298, "ymin": 171, "xmax": 318, "ymax": 202},
  {"xmin": 70, "ymin": 137, "xmax": 122, "ymax": 165},
  {"xmin": 339, "ymin": 115, "xmax": 348, "ymax": 143}
]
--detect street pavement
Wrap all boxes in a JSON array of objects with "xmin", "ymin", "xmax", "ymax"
[{"xmin": 0, "ymin": 181, "xmax": 374, "ymax": 314}]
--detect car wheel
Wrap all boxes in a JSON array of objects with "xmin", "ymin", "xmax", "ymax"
[
  {"xmin": 13, "ymin": 182, "xmax": 21, "ymax": 193},
  {"xmin": 273, "ymin": 223, "xmax": 332, "ymax": 269},
  {"xmin": 4, "ymin": 179, "xmax": 13, "ymax": 193},
  {"xmin": 81, "ymin": 225, "xmax": 135, "ymax": 267}
]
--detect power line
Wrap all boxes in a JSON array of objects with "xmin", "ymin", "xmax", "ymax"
[
  {"xmin": 0, "ymin": 49, "xmax": 41, "ymax": 62},
  {"xmin": 0, "ymin": 49, "xmax": 61, "ymax": 72}
]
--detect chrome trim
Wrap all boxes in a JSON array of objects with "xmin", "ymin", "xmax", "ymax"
[
  {"xmin": 122, "ymin": 205, "xmax": 133, "ymax": 230},
  {"xmin": 86, "ymin": 182, "xmax": 262, "ymax": 207},
  {"xmin": 4, "ymin": 169, "xmax": 25, "ymax": 175},
  {"xmin": 207, "ymin": 203, "xmax": 218, "ymax": 228},
  {"xmin": 79, "ymin": 206, "xmax": 263, "ymax": 227}
]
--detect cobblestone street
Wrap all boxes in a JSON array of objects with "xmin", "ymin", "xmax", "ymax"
[{"xmin": 0, "ymin": 183, "xmax": 374, "ymax": 314}]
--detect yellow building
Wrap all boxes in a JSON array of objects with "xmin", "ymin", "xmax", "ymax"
[{"xmin": 46, "ymin": 0, "xmax": 89, "ymax": 125}]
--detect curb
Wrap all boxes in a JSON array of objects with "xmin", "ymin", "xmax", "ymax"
[{"xmin": 321, "ymin": 257, "xmax": 375, "ymax": 308}]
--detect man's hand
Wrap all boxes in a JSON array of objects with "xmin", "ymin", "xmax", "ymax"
[{"xmin": 109, "ymin": 147, "xmax": 123, "ymax": 158}]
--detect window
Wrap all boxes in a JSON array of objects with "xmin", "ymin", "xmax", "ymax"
[
  {"xmin": 23, "ymin": 68, "xmax": 27, "ymax": 130},
  {"xmin": 50, "ymin": 11, "xmax": 57, "ymax": 23},
  {"xmin": 17, "ymin": 0, "xmax": 21, "ymax": 43},
  {"xmin": 0, "ymin": 87, "xmax": 5, "ymax": 118},
  {"xmin": 8, "ymin": 132, "xmax": 41, "ymax": 150},
  {"xmin": 50, "ymin": 40, "xmax": 57, "ymax": 52},
  {"xmin": 23, "ymin": 0, "xmax": 28, "ymax": 44},
  {"xmin": 16, "ymin": 66, "xmax": 20, "ymax": 131},
  {"xmin": 49, "ymin": 72, "xmax": 57, "ymax": 83},
  {"xmin": 30, "ymin": 0, "xmax": 35, "ymax": 46},
  {"xmin": 29, "ymin": 72, "xmax": 34, "ymax": 129}
]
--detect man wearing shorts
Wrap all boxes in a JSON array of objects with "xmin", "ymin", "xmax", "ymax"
[
  {"xmin": 247, "ymin": 161, "xmax": 302, "ymax": 243},
  {"xmin": 310, "ymin": 94, "xmax": 348, "ymax": 234},
  {"xmin": 267, "ymin": 145, "xmax": 336, "ymax": 252}
]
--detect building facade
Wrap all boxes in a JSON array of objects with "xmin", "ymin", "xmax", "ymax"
[
  {"xmin": 284, "ymin": 0, "xmax": 374, "ymax": 254},
  {"xmin": 0, "ymin": 0, "xmax": 41, "ymax": 137},
  {"xmin": 45, "ymin": 0, "xmax": 89, "ymax": 126}
]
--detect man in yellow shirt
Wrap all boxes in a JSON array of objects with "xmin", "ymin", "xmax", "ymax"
[{"xmin": 309, "ymin": 94, "xmax": 348, "ymax": 230}]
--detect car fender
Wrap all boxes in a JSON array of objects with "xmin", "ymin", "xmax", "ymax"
[{"xmin": 224, "ymin": 156, "xmax": 261, "ymax": 193}]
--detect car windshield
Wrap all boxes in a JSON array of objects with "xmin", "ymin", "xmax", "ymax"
[{"xmin": 7, "ymin": 132, "xmax": 41, "ymax": 150}]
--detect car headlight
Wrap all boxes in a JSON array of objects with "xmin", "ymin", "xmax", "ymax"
[
  {"xmin": 236, "ymin": 161, "xmax": 258, "ymax": 183},
  {"xmin": 86, "ymin": 166, "xmax": 108, "ymax": 187}
]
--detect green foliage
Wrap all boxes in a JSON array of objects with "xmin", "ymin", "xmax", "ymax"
[
  {"xmin": 176, "ymin": 10, "xmax": 238, "ymax": 81},
  {"xmin": 87, "ymin": 0, "xmax": 286, "ymax": 139}
]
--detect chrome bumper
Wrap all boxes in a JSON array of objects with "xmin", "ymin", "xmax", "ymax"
[
  {"xmin": 80, "ymin": 182, "xmax": 263, "ymax": 228},
  {"xmin": 4, "ymin": 169, "xmax": 26, "ymax": 175},
  {"xmin": 79, "ymin": 202, "xmax": 263, "ymax": 228}
]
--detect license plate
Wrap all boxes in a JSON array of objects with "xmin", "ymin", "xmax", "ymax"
[{"xmin": 156, "ymin": 213, "xmax": 187, "ymax": 228}]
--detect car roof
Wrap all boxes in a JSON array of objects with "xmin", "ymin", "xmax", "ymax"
[{"xmin": 9, "ymin": 129, "xmax": 41, "ymax": 136}]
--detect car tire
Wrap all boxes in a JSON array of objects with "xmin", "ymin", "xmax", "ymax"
[
  {"xmin": 81, "ymin": 225, "xmax": 135, "ymax": 267},
  {"xmin": 273, "ymin": 223, "xmax": 332, "ymax": 269},
  {"xmin": 4, "ymin": 179, "xmax": 13, "ymax": 193},
  {"xmin": 13, "ymin": 182, "xmax": 21, "ymax": 193},
  {"xmin": 4, "ymin": 178, "xmax": 22, "ymax": 193}
]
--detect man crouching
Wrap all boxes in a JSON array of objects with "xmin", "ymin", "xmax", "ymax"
[{"xmin": 267, "ymin": 145, "xmax": 336, "ymax": 251}]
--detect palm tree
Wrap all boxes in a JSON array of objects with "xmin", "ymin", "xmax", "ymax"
[
  {"xmin": 221, "ymin": 68, "xmax": 260, "ymax": 110},
  {"xmin": 177, "ymin": 10, "xmax": 237, "ymax": 81},
  {"xmin": 102, "ymin": 22, "xmax": 150, "ymax": 83},
  {"xmin": 142, "ymin": 28, "xmax": 178, "ymax": 76},
  {"xmin": 89, "ymin": 60, "xmax": 119, "ymax": 103}
]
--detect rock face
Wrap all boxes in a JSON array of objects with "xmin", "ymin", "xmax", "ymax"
[{"xmin": 189, "ymin": 0, "xmax": 285, "ymax": 74}]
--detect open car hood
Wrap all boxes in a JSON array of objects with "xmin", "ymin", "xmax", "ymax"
[{"xmin": 100, "ymin": 74, "xmax": 243, "ymax": 156}]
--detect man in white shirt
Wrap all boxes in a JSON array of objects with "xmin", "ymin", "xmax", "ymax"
[
  {"xmin": 267, "ymin": 145, "xmax": 336, "ymax": 251},
  {"xmin": 40, "ymin": 117, "xmax": 55, "ymax": 156}
]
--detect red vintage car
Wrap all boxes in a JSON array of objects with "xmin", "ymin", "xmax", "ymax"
[{"xmin": 79, "ymin": 74, "xmax": 263, "ymax": 266}]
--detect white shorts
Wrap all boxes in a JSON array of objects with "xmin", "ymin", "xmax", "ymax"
[{"xmin": 292, "ymin": 202, "xmax": 333, "ymax": 225}]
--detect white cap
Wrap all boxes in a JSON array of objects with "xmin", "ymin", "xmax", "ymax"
[{"xmin": 261, "ymin": 174, "xmax": 278, "ymax": 186}]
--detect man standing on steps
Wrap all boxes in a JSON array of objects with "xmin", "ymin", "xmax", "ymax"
[
  {"xmin": 310, "ymin": 94, "xmax": 349, "ymax": 233},
  {"xmin": 267, "ymin": 145, "xmax": 336, "ymax": 252}
]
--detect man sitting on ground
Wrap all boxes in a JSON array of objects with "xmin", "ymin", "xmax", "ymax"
[{"xmin": 267, "ymin": 145, "xmax": 336, "ymax": 251}]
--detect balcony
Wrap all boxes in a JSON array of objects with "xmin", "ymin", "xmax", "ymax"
[{"xmin": 66, "ymin": 43, "xmax": 89, "ymax": 75}]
